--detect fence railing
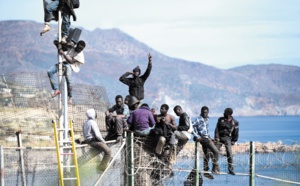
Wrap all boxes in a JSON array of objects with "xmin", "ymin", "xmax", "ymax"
[{"xmin": 1, "ymin": 136, "xmax": 299, "ymax": 186}]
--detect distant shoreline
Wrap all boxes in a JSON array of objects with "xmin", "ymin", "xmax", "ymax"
[{"xmin": 177, "ymin": 141, "xmax": 300, "ymax": 158}]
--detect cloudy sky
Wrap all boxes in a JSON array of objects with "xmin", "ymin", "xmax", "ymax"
[{"xmin": 1, "ymin": 0, "xmax": 299, "ymax": 69}]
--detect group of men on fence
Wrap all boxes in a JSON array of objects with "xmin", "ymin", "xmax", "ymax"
[
  {"xmin": 83, "ymin": 52, "xmax": 239, "ymax": 178},
  {"xmin": 41, "ymin": 0, "xmax": 240, "ymax": 179}
]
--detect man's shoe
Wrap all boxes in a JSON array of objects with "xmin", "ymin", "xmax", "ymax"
[
  {"xmin": 211, "ymin": 169, "xmax": 220, "ymax": 175},
  {"xmin": 61, "ymin": 36, "xmax": 67, "ymax": 44},
  {"xmin": 52, "ymin": 90, "xmax": 61, "ymax": 98},
  {"xmin": 228, "ymin": 170, "xmax": 235, "ymax": 175},
  {"xmin": 40, "ymin": 23, "xmax": 50, "ymax": 36},
  {"xmin": 204, "ymin": 173, "xmax": 214, "ymax": 179}
]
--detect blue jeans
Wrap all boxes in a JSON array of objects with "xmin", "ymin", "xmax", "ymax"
[
  {"xmin": 134, "ymin": 128, "xmax": 152, "ymax": 136},
  {"xmin": 43, "ymin": 0, "xmax": 70, "ymax": 37},
  {"xmin": 44, "ymin": 0, "xmax": 59, "ymax": 22},
  {"xmin": 61, "ymin": 6, "xmax": 71, "ymax": 37},
  {"xmin": 47, "ymin": 63, "xmax": 72, "ymax": 97}
]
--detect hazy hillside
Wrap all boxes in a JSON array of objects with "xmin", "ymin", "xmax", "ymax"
[{"xmin": 1, "ymin": 20, "xmax": 300, "ymax": 117}]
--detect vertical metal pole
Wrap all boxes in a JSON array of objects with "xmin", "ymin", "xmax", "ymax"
[
  {"xmin": 16, "ymin": 131, "xmax": 26, "ymax": 186},
  {"xmin": 57, "ymin": 9, "xmax": 63, "ymax": 145},
  {"xmin": 249, "ymin": 141, "xmax": 255, "ymax": 186},
  {"xmin": 0, "ymin": 145, "xmax": 4, "ymax": 186},
  {"xmin": 127, "ymin": 132, "xmax": 134, "ymax": 186},
  {"xmin": 63, "ymin": 79, "xmax": 68, "ymax": 139},
  {"xmin": 57, "ymin": 9, "xmax": 66, "ymax": 183},
  {"xmin": 194, "ymin": 141, "xmax": 199, "ymax": 186}
]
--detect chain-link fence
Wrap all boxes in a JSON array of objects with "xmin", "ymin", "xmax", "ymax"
[
  {"xmin": 1, "ymin": 72, "xmax": 300, "ymax": 186},
  {"xmin": 1, "ymin": 139, "xmax": 300, "ymax": 185},
  {"xmin": 0, "ymin": 72, "xmax": 111, "ymax": 147}
]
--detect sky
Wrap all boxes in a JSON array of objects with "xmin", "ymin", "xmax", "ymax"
[{"xmin": 0, "ymin": 0, "xmax": 299, "ymax": 69}]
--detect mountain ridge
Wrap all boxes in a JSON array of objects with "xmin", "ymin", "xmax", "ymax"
[{"xmin": 0, "ymin": 20, "xmax": 299, "ymax": 117}]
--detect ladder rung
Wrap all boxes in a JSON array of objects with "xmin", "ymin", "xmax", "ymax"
[
  {"xmin": 58, "ymin": 140, "xmax": 72, "ymax": 143},
  {"xmin": 63, "ymin": 178, "xmax": 77, "ymax": 180},
  {"xmin": 57, "ymin": 128, "xmax": 73, "ymax": 131},
  {"xmin": 63, "ymin": 165, "xmax": 75, "ymax": 168},
  {"xmin": 60, "ymin": 153, "xmax": 74, "ymax": 155},
  {"xmin": 62, "ymin": 146, "xmax": 73, "ymax": 148}
]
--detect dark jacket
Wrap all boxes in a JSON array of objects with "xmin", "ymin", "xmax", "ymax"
[
  {"xmin": 177, "ymin": 112, "xmax": 190, "ymax": 131},
  {"xmin": 214, "ymin": 117, "xmax": 239, "ymax": 142},
  {"xmin": 119, "ymin": 62, "xmax": 152, "ymax": 100}
]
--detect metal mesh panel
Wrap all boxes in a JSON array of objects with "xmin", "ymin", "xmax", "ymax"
[{"xmin": 0, "ymin": 72, "xmax": 110, "ymax": 147}]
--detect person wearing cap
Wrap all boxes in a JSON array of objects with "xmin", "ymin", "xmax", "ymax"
[
  {"xmin": 119, "ymin": 53, "xmax": 152, "ymax": 102},
  {"xmin": 214, "ymin": 108, "xmax": 239, "ymax": 175},
  {"xmin": 105, "ymin": 95, "xmax": 130, "ymax": 142}
]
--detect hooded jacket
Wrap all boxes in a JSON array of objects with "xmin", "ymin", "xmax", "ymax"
[
  {"xmin": 119, "ymin": 62, "xmax": 152, "ymax": 100},
  {"xmin": 82, "ymin": 109, "xmax": 105, "ymax": 142}
]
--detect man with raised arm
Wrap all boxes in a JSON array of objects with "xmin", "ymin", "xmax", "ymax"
[{"xmin": 119, "ymin": 53, "xmax": 152, "ymax": 102}]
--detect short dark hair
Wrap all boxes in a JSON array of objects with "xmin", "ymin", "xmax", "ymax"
[
  {"xmin": 161, "ymin": 104, "xmax": 169, "ymax": 111},
  {"xmin": 224, "ymin": 108, "xmax": 233, "ymax": 115},
  {"xmin": 201, "ymin": 106, "xmax": 209, "ymax": 112},
  {"xmin": 77, "ymin": 40, "xmax": 86, "ymax": 48},
  {"xmin": 115, "ymin": 95, "xmax": 123, "ymax": 101},
  {"xmin": 141, "ymin": 103, "xmax": 149, "ymax": 108},
  {"xmin": 173, "ymin": 105, "xmax": 181, "ymax": 112}
]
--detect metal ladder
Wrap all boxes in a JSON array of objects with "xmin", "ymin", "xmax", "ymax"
[{"xmin": 53, "ymin": 120, "xmax": 80, "ymax": 186}]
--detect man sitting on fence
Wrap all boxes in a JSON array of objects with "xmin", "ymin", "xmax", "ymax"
[
  {"xmin": 105, "ymin": 95, "xmax": 130, "ymax": 142},
  {"xmin": 214, "ymin": 107, "xmax": 239, "ymax": 175},
  {"xmin": 82, "ymin": 109, "xmax": 112, "ymax": 172},
  {"xmin": 127, "ymin": 103, "xmax": 156, "ymax": 136}
]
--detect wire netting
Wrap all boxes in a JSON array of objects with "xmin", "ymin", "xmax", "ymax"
[{"xmin": 1, "ymin": 72, "xmax": 300, "ymax": 186}]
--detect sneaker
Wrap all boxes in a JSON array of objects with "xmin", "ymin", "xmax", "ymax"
[
  {"xmin": 228, "ymin": 170, "xmax": 235, "ymax": 175},
  {"xmin": 61, "ymin": 36, "xmax": 67, "ymax": 44},
  {"xmin": 40, "ymin": 23, "xmax": 50, "ymax": 36},
  {"xmin": 68, "ymin": 97, "xmax": 72, "ymax": 105},
  {"xmin": 204, "ymin": 173, "xmax": 214, "ymax": 179},
  {"xmin": 52, "ymin": 89, "xmax": 61, "ymax": 98}
]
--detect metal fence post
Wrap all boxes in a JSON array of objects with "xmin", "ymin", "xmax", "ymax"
[
  {"xmin": 249, "ymin": 141, "xmax": 255, "ymax": 186},
  {"xmin": 127, "ymin": 132, "xmax": 134, "ymax": 186},
  {"xmin": 16, "ymin": 131, "xmax": 26, "ymax": 186},
  {"xmin": 0, "ymin": 145, "xmax": 4, "ymax": 186},
  {"xmin": 195, "ymin": 141, "xmax": 199, "ymax": 186}
]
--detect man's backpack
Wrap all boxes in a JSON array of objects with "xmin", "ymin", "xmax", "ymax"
[{"xmin": 72, "ymin": 0, "xmax": 80, "ymax": 9}]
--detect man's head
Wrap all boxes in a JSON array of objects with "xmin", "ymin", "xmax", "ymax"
[
  {"xmin": 223, "ymin": 108, "xmax": 233, "ymax": 119},
  {"xmin": 141, "ymin": 103, "xmax": 149, "ymax": 108},
  {"xmin": 201, "ymin": 106, "xmax": 209, "ymax": 118},
  {"xmin": 75, "ymin": 40, "xmax": 85, "ymax": 53},
  {"xmin": 132, "ymin": 66, "xmax": 141, "ymax": 77},
  {"xmin": 173, "ymin": 105, "xmax": 183, "ymax": 116},
  {"xmin": 160, "ymin": 104, "xmax": 169, "ymax": 116},
  {"xmin": 124, "ymin": 95, "xmax": 131, "ymax": 105},
  {"xmin": 115, "ymin": 95, "xmax": 123, "ymax": 107}
]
